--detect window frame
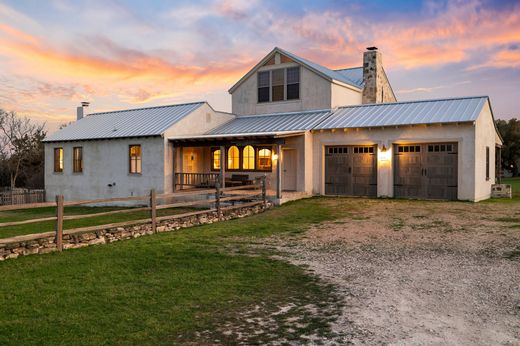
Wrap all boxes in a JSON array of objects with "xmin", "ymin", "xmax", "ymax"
[
  {"xmin": 212, "ymin": 148, "xmax": 221, "ymax": 170},
  {"xmin": 227, "ymin": 146, "xmax": 240, "ymax": 170},
  {"xmin": 129, "ymin": 144, "xmax": 142, "ymax": 175},
  {"xmin": 257, "ymin": 66, "xmax": 300, "ymax": 104},
  {"xmin": 72, "ymin": 146, "xmax": 83, "ymax": 173},
  {"xmin": 210, "ymin": 145, "xmax": 273, "ymax": 172},
  {"xmin": 54, "ymin": 147, "xmax": 64, "ymax": 173},
  {"xmin": 486, "ymin": 146, "xmax": 490, "ymax": 181}
]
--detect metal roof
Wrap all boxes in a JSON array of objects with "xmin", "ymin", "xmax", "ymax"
[
  {"xmin": 44, "ymin": 102, "xmax": 205, "ymax": 142},
  {"xmin": 207, "ymin": 109, "xmax": 332, "ymax": 135},
  {"xmin": 314, "ymin": 96, "xmax": 488, "ymax": 129},
  {"xmin": 276, "ymin": 48, "xmax": 363, "ymax": 89},
  {"xmin": 334, "ymin": 67, "xmax": 364, "ymax": 88}
]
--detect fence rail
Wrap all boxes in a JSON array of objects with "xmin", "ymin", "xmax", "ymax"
[
  {"xmin": 0, "ymin": 189, "xmax": 45, "ymax": 206},
  {"xmin": 0, "ymin": 176, "xmax": 267, "ymax": 251}
]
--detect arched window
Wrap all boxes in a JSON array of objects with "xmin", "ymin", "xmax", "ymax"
[
  {"xmin": 242, "ymin": 145, "xmax": 255, "ymax": 170},
  {"xmin": 212, "ymin": 149, "xmax": 220, "ymax": 170},
  {"xmin": 228, "ymin": 146, "xmax": 239, "ymax": 170},
  {"xmin": 257, "ymin": 148, "xmax": 272, "ymax": 170}
]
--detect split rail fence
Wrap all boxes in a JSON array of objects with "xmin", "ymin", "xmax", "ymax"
[{"xmin": 0, "ymin": 177, "xmax": 267, "ymax": 251}]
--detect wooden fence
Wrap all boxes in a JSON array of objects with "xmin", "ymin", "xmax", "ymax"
[
  {"xmin": 0, "ymin": 189, "xmax": 46, "ymax": 206},
  {"xmin": 0, "ymin": 177, "xmax": 267, "ymax": 251}
]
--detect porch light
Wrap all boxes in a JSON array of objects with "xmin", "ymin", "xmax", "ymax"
[
  {"xmin": 378, "ymin": 145, "xmax": 390, "ymax": 162},
  {"xmin": 381, "ymin": 145, "xmax": 387, "ymax": 152},
  {"xmin": 272, "ymin": 153, "xmax": 279, "ymax": 161}
]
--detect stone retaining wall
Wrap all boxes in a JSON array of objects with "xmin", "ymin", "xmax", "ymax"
[{"xmin": 0, "ymin": 202, "xmax": 271, "ymax": 261}]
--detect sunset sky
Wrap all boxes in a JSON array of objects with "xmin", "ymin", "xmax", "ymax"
[{"xmin": 1, "ymin": 0, "xmax": 519, "ymax": 133}]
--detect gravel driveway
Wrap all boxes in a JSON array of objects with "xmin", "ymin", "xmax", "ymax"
[{"xmin": 277, "ymin": 199, "xmax": 520, "ymax": 345}]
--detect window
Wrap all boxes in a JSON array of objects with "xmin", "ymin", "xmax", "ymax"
[
  {"xmin": 486, "ymin": 146, "xmax": 490, "ymax": 181},
  {"xmin": 129, "ymin": 145, "xmax": 142, "ymax": 174},
  {"xmin": 398, "ymin": 145, "xmax": 420, "ymax": 153},
  {"xmin": 54, "ymin": 148, "xmax": 63, "ymax": 173},
  {"xmin": 286, "ymin": 67, "xmax": 300, "ymax": 100},
  {"xmin": 353, "ymin": 146, "xmax": 375, "ymax": 154},
  {"xmin": 228, "ymin": 146, "xmax": 239, "ymax": 170},
  {"xmin": 243, "ymin": 145, "xmax": 255, "ymax": 170},
  {"xmin": 257, "ymin": 148, "xmax": 272, "ymax": 170},
  {"xmin": 257, "ymin": 67, "xmax": 300, "ymax": 103},
  {"xmin": 271, "ymin": 68, "xmax": 285, "ymax": 101},
  {"xmin": 73, "ymin": 147, "xmax": 83, "ymax": 173},
  {"xmin": 258, "ymin": 71, "xmax": 270, "ymax": 103},
  {"xmin": 212, "ymin": 149, "xmax": 221, "ymax": 170}
]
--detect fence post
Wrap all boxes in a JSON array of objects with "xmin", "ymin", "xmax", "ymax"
[
  {"xmin": 55, "ymin": 195, "xmax": 64, "ymax": 252},
  {"xmin": 150, "ymin": 189, "xmax": 157, "ymax": 233},
  {"xmin": 215, "ymin": 179, "xmax": 221, "ymax": 220},
  {"xmin": 261, "ymin": 175, "xmax": 267, "ymax": 206}
]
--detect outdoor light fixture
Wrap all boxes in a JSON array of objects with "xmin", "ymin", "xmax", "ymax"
[
  {"xmin": 379, "ymin": 145, "xmax": 390, "ymax": 161},
  {"xmin": 381, "ymin": 145, "xmax": 387, "ymax": 152},
  {"xmin": 272, "ymin": 154, "xmax": 279, "ymax": 161}
]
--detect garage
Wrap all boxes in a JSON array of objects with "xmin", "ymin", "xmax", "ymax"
[
  {"xmin": 393, "ymin": 143, "xmax": 458, "ymax": 200},
  {"xmin": 325, "ymin": 145, "xmax": 377, "ymax": 196}
]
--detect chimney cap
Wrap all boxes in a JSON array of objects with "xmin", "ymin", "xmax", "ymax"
[
  {"xmin": 81, "ymin": 101, "xmax": 90, "ymax": 107},
  {"xmin": 366, "ymin": 46, "xmax": 378, "ymax": 51}
]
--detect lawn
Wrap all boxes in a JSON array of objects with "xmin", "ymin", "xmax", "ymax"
[
  {"xmin": 483, "ymin": 176, "xmax": 520, "ymax": 203},
  {"xmin": 0, "ymin": 205, "xmax": 194, "ymax": 239},
  {"xmin": 0, "ymin": 198, "xmax": 345, "ymax": 345}
]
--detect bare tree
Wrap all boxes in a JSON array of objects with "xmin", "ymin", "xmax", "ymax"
[{"xmin": 0, "ymin": 109, "xmax": 46, "ymax": 188}]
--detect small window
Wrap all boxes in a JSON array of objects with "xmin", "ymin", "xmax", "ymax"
[
  {"xmin": 54, "ymin": 148, "xmax": 63, "ymax": 173},
  {"xmin": 257, "ymin": 148, "xmax": 272, "ymax": 170},
  {"xmin": 486, "ymin": 146, "xmax": 490, "ymax": 181},
  {"xmin": 243, "ymin": 145, "xmax": 255, "ymax": 170},
  {"xmin": 212, "ymin": 149, "xmax": 221, "ymax": 170},
  {"xmin": 271, "ymin": 69, "xmax": 285, "ymax": 102},
  {"xmin": 286, "ymin": 67, "xmax": 300, "ymax": 100},
  {"xmin": 258, "ymin": 71, "xmax": 270, "ymax": 103},
  {"xmin": 73, "ymin": 147, "xmax": 83, "ymax": 173},
  {"xmin": 228, "ymin": 146, "xmax": 239, "ymax": 170},
  {"xmin": 129, "ymin": 145, "xmax": 142, "ymax": 174}
]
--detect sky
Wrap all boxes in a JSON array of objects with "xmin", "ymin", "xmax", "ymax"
[{"xmin": 0, "ymin": 0, "xmax": 519, "ymax": 133}]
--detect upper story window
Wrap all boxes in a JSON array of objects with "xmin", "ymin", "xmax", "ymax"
[
  {"xmin": 73, "ymin": 147, "xmax": 83, "ymax": 173},
  {"xmin": 257, "ymin": 67, "xmax": 300, "ymax": 103},
  {"xmin": 54, "ymin": 147, "xmax": 63, "ymax": 173},
  {"xmin": 129, "ymin": 145, "xmax": 142, "ymax": 174}
]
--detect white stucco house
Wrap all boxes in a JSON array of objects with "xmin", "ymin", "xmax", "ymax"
[{"xmin": 43, "ymin": 47, "xmax": 502, "ymax": 203}]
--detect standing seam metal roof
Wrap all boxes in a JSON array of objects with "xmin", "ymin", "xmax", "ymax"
[
  {"xmin": 206, "ymin": 109, "xmax": 332, "ymax": 135},
  {"xmin": 44, "ymin": 102, "xmax": 205, "ymax": 142},
  {"xmin": 314, "ymin": 96, "xmax": 488, "ymax": 129}
]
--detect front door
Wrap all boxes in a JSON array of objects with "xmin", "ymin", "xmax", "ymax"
[{"xmin": 282, "ymin": 149, "xmax": 297, "ymax": 191}]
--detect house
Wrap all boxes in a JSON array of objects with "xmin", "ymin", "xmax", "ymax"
[{"xmin": 43, "ymin": 47, "xmax": 502, "ymax": 203}]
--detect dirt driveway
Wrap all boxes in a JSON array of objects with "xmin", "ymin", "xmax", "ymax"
[{"xmin": 278, "ymin": 199, "xmax": 520, "ymax": 345}]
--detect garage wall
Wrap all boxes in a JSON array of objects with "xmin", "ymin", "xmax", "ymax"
[
  {"xmin": 474, "ymin": 102, "xmax": 498, "ymax": 201},
  {"xmin": 312, "ymin": 123, "xmax": 478, "ymax": 200}
]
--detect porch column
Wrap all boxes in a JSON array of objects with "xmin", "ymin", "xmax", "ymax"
[
  {"xmin": 276, "ymin": 143, "xmax": 282, "ymax": 199},
  {"xmin": 172, "ymin": 145, "xmax": 176, "ymax": 191},
  {"xmin": 178, "ymin": 147, "xmax": 184, "ymax": 190},
  {"xmin": 220, "ymin": 145, "xmax": 225, "ymax": 188}
]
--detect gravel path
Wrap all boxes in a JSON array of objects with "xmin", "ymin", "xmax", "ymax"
[{"xmin": 276, "ymin": 200, "xmax": 520, "ymax": 345}]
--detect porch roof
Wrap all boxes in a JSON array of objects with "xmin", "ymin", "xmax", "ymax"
[{"xmin": 168, "ymin": 131, "xmax": 304, "ymax": 146}]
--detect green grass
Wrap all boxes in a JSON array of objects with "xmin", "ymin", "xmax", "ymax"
[
  {"xmin": 0, "ymin": 198, "xmax": 346, "ymax": 345},
  {"xmin": 0, "ymin": 206, "xmax": 194, "ymax": 239},
  {"xmin": 484, "ymin": 177, "xmax": 520, "ymax": 203}
]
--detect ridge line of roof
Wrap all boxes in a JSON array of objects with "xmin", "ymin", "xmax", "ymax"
[
  {"xmin": 336, "ymin": 96, "xmax": 489, "ymax": 109},
  {"xmin": 86, "ymin": 101, "xmax": 206, "ymax": 117},
  {"xmin": 333, "ymin": 66, "xmax": 363, "ymax": 71}
]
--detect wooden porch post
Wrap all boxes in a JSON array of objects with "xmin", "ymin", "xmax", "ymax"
[
  {"xmin": 220, "ymin": 145, "xmax": 225, "ymax": 188},
  {"xmin": 276, "ymin": 143, "xmax": 282, "ymax": 199},
  {"xmin": 178, "ymin": 147, "xmax": 184, "ymax": 190},
  {"xmin": 172, "ymin": 144, "xmax": 177, "ymax": 192}
]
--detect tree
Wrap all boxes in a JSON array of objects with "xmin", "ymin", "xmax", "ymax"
[
  {"xmin": 496, "ymin": 118, "xmax": 520, "ymax": 176},
  {"xmin": 0, "ymin": 109, "xmax": 46, "ymax": 188}
]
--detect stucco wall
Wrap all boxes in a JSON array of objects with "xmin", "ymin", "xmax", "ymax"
[
  {"xmin": 231, "ymin": 64, "xmax": 332, "ymax": 115},
  {"xmin": 44, "ymin": 137, "xmax": 165, "ymax": 203},
  {"xmin": 331, "ymin": 83, "xmax": 363, "ymax": 108},
  {"xmin": 474, "ymin": 103, "xmax": 498, "ymax": 201},
  {"xmin": 312, "ymin": 123, "xmax": 478, "ymax": 200}
]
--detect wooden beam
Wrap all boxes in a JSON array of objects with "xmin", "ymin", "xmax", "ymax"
[
  {"xmin": 169, "ymin": 138, "xmax": 285, "ymax": 147},
  {"xmin": 276, "ymin": 144, "xmax": 282, "ymax": 199},
  {"xmin": 55, "ymin": 195, "xmax": 64, "ymax": 252}
]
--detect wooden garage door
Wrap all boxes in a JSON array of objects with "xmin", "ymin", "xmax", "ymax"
[
  {"xmin": 394, "ymin": 143, "xmax": 458, "ymax": 200},
  {"xmin": 325, "ymin": 145, "xmax": 377, "ymax": 196}
]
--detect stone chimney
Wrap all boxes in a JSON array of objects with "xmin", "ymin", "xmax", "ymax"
[
  {"xmin": 362, "ymin": 47, "xmax": 396, "ymax": 104},
  {"xmin": 76, "ymin": 101, "xmax": 90, "ymax": 121}
]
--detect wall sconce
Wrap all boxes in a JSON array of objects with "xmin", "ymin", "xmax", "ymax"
[
  {"xmin": 381, "ymin": 145, "xmax": 387, "ymax": 152},
  {"xmin": 272, "ymin": 154, "xmax": 279, "ymax": 161},
  {"xmin": 379, "ymin": 145, "xmax": 390, "ymax": 161}
]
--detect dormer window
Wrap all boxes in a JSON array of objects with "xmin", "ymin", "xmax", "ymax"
[{"xmin": 257, "ymin": 67, "xmax": 300, "ymax": 103}]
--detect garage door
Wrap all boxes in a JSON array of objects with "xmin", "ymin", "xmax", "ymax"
[
  {"xmin": 325, "ymin": 145, "xmax": 377, "ymax": 196},
  {"xmin": 394, "ymin": 143, "xmax": 458, "ymax": 200}
]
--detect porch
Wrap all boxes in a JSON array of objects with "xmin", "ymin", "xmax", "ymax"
[{"xmin": 169, "ymin": 133, "xmax": 309, "ymax": 204}]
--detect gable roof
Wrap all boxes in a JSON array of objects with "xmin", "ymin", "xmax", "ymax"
[
  {"xmin": 206, "ymin": 109, "xmax": 332, "ymax": 135},
  {"xmin": 228, "ymin": 47, "xmax": 363, "ymax": 93},
  {"xmin": 334, "ymin": 67, "xmax": 364, "ymax": 88},
  {"xmin": 44, "ymin": 101, "xmax": 205, "ymax": 142},
  {"xmin": 314, "ymin": 96, "xmax": 489, "ymax": 129}
]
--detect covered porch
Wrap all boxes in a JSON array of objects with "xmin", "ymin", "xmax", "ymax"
[{"xmin": 168, "ymin": 133, "xmax": 309, "ymax": 204}]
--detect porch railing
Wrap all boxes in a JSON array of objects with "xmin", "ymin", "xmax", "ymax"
[
  {"xmin": 175, "ymin": 172, "xmax": 219, "ymax": 189},
  {"xmin": 0, "ymin": 189, "xmax": 46, "ymax": 206}
]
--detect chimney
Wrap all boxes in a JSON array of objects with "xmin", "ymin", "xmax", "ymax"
[
  {"xmin": 361, "ymin": 47, "xmax": 396, "ymax": 104},
  {"xmin": 76, "ymin": 101, "xmax": 90, "ymax": 121}
]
